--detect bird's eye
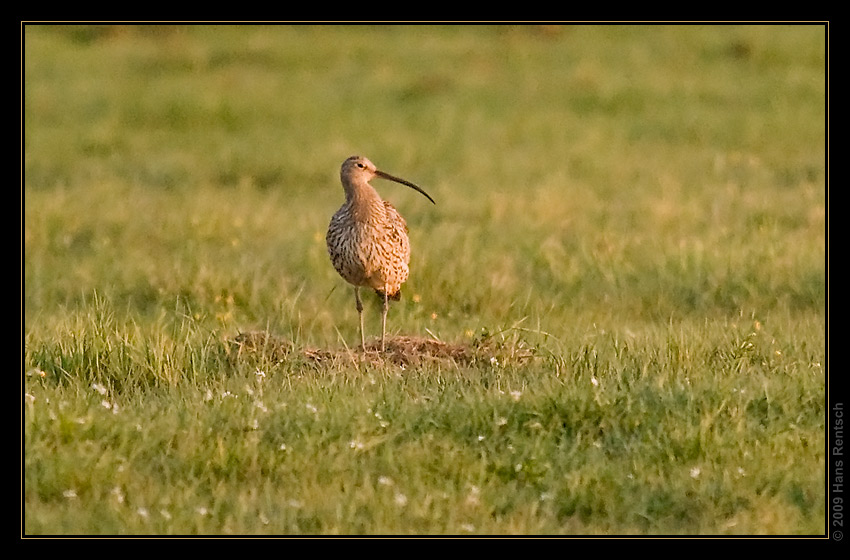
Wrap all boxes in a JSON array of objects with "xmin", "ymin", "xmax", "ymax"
[{"xmin": 356, "ymin": 163, "xmax": 365, "ymax": 169}]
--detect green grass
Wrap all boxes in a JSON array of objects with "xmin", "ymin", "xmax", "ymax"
[{"xmin": 23, "ymin": 24, "xmax": 826, "ymax": 535}]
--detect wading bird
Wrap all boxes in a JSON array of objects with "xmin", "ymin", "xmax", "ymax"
[{"xmin": 326, "ymin": 156, "xmax": 435, "ymax": 352}]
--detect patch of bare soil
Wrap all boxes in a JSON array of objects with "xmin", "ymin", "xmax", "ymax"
[{"xmin": 227, "ymin": 331, "xmax": 536, "ymax": 369}]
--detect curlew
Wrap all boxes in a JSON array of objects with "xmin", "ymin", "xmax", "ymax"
[{"xmin": 326, "ymin": 156, "xmax": 435, "ymax": 352}]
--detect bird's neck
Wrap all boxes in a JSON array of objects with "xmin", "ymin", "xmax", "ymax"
[{"xmin": 345, "ymin": 182, "xmax": 384, "ymax": 221}]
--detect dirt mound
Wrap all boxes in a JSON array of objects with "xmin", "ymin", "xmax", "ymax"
[{"xmin": 227, "ymin": 331, "xmax": 536, "ymax": 369}]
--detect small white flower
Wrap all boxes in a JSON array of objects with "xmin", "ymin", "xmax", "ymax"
[
  {"xmin": 394, "ymin": 492, "xmax": 408, "ymax": 507},
  {"xmin": 590, "ymin": 377, "xmax": 599, "ymax": 387},
  {"xmin": 306, "ymin": 403, "xmax": 318, "ymax": 414},
  {"xmin": 690, "ymin": 467, "xmax": 701, "ymax": 479},
  {"xmin": 196, "ymin": 506, "xmax": 209, "ymax": 516},
  {"xmin": 510, "ymin": 390, "xmax": 522, "ymax": 401},
  {"xmin": 137, "ymin": 507, "xmax": 149, "ymax": 519},
  {"xmin": 63, "ymin": 489, "xmax": 78, "ymax": 499},
  {"xmin": 92, "ymin": 383, "xmax": 108, "ymax": 395},
  {"xmin": 477, "ymin": 435, "xmax": 485, "ymax": 442},
  {"xmin": 496, "ymin": 416, "xmax": 508, "ymax": 427},
  {"xmin": 255, "ymin": 369, "xmax": 266, "ymax": 378},
  {"xmin": 349, "ymin": 439, "xmax": 364, "ymax": 450},
  {"xmin": 465, "ymin": 485, "xmax": 480, "ymax": 507},
  {"xmin": 490, "ymin": 356, "xmax": 500, "ymax": 367}
]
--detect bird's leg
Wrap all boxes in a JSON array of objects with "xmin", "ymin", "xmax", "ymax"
[
  {"xmin": 380, "ymin": 289, "xmax": 389, "ymax": 353},
  {"xmin": 354, "ymin": 287, "xmax": 365, "ymax": 351}
]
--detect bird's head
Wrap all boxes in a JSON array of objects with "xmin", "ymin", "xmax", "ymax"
[{"xmin": 340, "ymin": 156, "xmax": 435, "ymax": 205}]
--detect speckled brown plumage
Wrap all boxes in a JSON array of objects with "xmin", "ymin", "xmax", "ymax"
[{"xmin": 326, "ymin": 156, "xmax": 435, "ymax": 352}]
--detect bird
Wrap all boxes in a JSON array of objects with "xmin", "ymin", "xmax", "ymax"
[{"xmin": 326, "ymin": 156, "xmax": 435, "ymax": 352}]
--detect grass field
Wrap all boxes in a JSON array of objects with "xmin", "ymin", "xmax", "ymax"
[{"xmin": 23, "ymin": 24, "xmax": 827, "ymax": 535}]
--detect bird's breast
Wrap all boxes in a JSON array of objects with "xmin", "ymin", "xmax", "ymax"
[{"xmin": 326, "ymin": 203, "xmax": 411, "ymax": 292}]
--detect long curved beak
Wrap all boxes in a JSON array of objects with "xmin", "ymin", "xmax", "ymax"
[{"xmin": 375, "ymin": 169, "xmax": 436, "ymax": 205}]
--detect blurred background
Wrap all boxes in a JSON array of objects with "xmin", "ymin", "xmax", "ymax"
[{"xmin": 23, "ymin": 24, "xmax": 826, "ymax": 346}]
